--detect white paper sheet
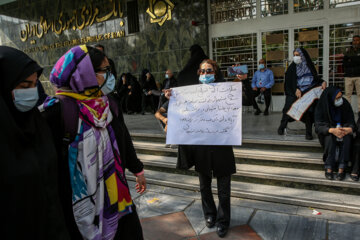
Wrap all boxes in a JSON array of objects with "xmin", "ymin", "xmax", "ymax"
[
  {"xmin": 166, "ymin": 82, "xmax": 242, "ymax": 145},
  {"xmin": 287, "ymin": 86, "xmax": 323, "ymax": 121}
]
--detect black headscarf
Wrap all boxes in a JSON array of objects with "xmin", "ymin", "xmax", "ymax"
[
  {"xmin": 0, "ymin": 46, "xmax": 69, "ymax": 239},
  {"xmin": 285, "ymin": 47, "xmax": 322, "ymax": 96},
  {"xmin": 140, "ymin": 68, "xmax": 157, "ymax": 91},
  {"xmin": 315, "ymin": 86, "xmax": 355, "ymax": 130},
  {"xmin": 177, "ymin": 44, "xmax": 208, "ymax": 86}
]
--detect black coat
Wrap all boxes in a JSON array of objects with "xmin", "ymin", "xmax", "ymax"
[
  {"xmin": 0, "ymin": 46, "xmax": 69, "ymax": 239},
  {"xmin": 314, "ymin": 86, "xmax": 355, "ymax": 146},
  {"xmin": 282, "ymin": 48, "xmax": 324, "ymax": 121},
  {"xmin": 41, "ymin": 96, "xmax": 144, "ymax": 239},
  {"xmin": 176, "ymin": 76, "xmax": 236, "ymax": 178}
]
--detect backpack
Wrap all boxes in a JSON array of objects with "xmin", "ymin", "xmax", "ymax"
[{"xmin": 55, "ymin": 95, "xmax": 119, "ymax": 143}]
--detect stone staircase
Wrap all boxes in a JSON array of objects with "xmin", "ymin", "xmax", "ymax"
[{"xmin": 128, "ymin": 133, "xmax": 360, "ymax": 214}]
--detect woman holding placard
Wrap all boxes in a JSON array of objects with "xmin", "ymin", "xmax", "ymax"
[{"xmin": 170, "ymin": 59, "xmax": 236, "ymax": 238}]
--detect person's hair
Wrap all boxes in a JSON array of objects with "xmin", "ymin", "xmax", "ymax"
[
  {"xmin": 353, "ymin": 35, "xmax": 360, "ymax": 40},
  {"xmin": 87, "ymin": 46, "xmax": 106, "ymax": 71},
  {"xmin": 198, "ymin": 59, "xmax": 219, "ymax": 75},
  {"xmin": 94, "ymin": 43, "xmax": 105, "ymax": 51},
  {"xmin": 259, "ymin": 58, "xmax": 266, "ymax": 64}
]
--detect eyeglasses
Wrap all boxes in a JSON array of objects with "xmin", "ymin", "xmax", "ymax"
[{"xmin": 199, "ymin": 68, "xmax": 214, "ymax": 74}]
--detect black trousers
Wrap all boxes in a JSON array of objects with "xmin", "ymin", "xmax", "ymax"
[
  {"xmin": 323, "ymin": 134, "xmax": 352, "ymax": 170},
  {"xmin": 198, "ymin": 172, "xmax": 231, "ymax": 227},
  {"xmin": 352, "ymin": 141, "xmax": 360, "ymax": 174},
  {"xmin": 114, "ymin": 205, "xmax": 144, "ymax": 240},
  {"xmin": 141, "ymin": 94, "xmax": 155, "ymax": 113},
  {"xmin": 252, "ymin": 88, "xmax": 271, "ymax": 111},
  {"xmin": 279, "ymin": 111, "xmax": 314, "ymax": 136}
]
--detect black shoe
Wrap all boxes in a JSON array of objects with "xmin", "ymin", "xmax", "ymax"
[
  {"xmin": 216, "ymin": 225, "xmax": 228, "ymax": 238},
  {"xmin": 305, "ymin": 134, "xmax": 313, "ymax": 140},
  {"xmin": 325, "ymin": 170, "xmax": 334, "ymax": 180},
  {"xmin": 141, "ymin": 112, "xmax": 145, "ymax": 115},
  {"xmin": 337, "ymin": 172, "xmax": 346, "ymax": 181},
  {"xmin": 254, "ymin": 109, "xmax": 261, "ymax": 115},
  {"xmin": 278, "ymin": 126, "xmax": 285, "ymax": 135},
  {"xmin": 205, "ymin": 216, "xmax": 215, "ymax": 228},
  {"xmin": 350, "ymin": 174, "xmax": 359, "ymax": 181},
  {"xmin": 264, "ymin": 109, "xmax": 269, "ymax": 116}
]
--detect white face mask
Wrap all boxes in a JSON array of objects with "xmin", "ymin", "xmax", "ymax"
[
  {"xmin": 293, "ymin": 56, "xmax": 302, "ymax": 64},
  {"xmin": 334, "ymin": 98, "xmax": 343, "ymax": 107},
  {"xmin": 13, "ymin": 87, "xmax": 39, "ymax": 112}
]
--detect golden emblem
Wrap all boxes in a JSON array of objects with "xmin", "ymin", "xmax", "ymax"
[{"xmin": 146, "ymin": 0, "xmax": 174, "ymax": 26}]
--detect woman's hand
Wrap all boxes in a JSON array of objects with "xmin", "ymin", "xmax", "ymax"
[
  {"xmin": 162, "ymin": 117, "xmax": 168, "ymax": 125},
  {"xmin": 236, "ymin": 74, "xmax": 247, "ymax": 81},
  {"xmin": 296, "ymin": 89, "xmax": 302, "ymax": 99},
  {"xmin": 164, "ymin": 89, "xmax": 172, "ymax": 99},
  {"xmin": 342, "ymin": 127, "xmax": 353, "ymax": 136},
  {"xmin": 128, "ymin": 85, "xmax": 132, "ymax": 89},
  {"xmin": 135, "ymin": 174, "xmax": 146, "ymax": 194},
  {"xmin": 321, "ymin": 81, "xmax": 327, "ymax": 90},
  {"xmin": 329, "ymin": 128, "xmax": 345, "ymax": 139}
]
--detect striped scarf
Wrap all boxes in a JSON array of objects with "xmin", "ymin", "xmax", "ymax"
[{"xmin": 44, "ymin": 92, "xmax": 133, "ymax": 240}]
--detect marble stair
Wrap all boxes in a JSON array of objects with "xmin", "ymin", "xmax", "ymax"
[{"xmin": 129, "ymin": 133, "xmax": 360, "ymax": 214}]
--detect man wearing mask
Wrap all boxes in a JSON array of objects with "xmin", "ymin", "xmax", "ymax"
[
  {"xmin": 251, "ymin": 59, "xmax": 274, "ymax": 115},
  {"xmin": 343, "ymin": 35, "xmax": 360, "ymax": 117}
]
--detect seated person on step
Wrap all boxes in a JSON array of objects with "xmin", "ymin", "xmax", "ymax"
[
  {"xmin": 315, "ymin": 86, "xmax": 355, "ymax": 181},
  {"xmin": 351, "ymin": 116, "xmax": 360, "ymax": 181},
  {"xmin": 278, "ymin": 47, "xmax": 327, "ymax": 140}
]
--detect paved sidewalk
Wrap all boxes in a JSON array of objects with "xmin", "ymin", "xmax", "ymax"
[{"xmin": 128, "ymin": 181, "xmax": 360, "ymax": 240}]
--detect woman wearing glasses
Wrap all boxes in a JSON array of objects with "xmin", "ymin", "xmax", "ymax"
[
  {"xmin": 173, "ymin": 59, "xmax": 236, "ymax": 238},
  {"xmin": 40, "ymin": 45, "xmax": 146, "ymax": 240}
]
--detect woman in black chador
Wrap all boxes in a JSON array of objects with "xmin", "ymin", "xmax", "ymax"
[
  {"xmin": 177, "ymin": 44, "xmax": 209, "ymax": 87},
  {"xmin": 140, "ymin": 69, "xmax": 157, "ymax": 114},
  {"xmin": 0, "ymin": 46, "xmax": 69, "ymax": 239},
  {"xmin": 278, "ymin": 47, "xmax": 326, "ymax": 140},
  {"xmin": 315, "ymin": 86, "xmax": 355, "ymax": 180},
  {"xmin": 176, "ymin": 59, "xmax": 235, "ymax": 238}
]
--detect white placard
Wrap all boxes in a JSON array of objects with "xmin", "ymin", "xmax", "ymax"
[
  {"xmin": 287, "ymin": 86, "xmax": 323, "ymax": 121},
  {"xmin": 166, "ymin": 82, "xmax": 242, "ymax": 145}
]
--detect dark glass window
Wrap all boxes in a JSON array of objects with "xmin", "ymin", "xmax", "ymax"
[{"xmin": 127, "ymin": 0, "xmax": 139, "ymax": 34}]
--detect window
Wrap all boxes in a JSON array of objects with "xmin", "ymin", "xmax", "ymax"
[
  {"xmin": 127, "ymin": 0, "xmax": 139, "ymax": 34},
  {"xmin": 212, "ymin": 33, "xmax": 257, "ymax": 81},
  {"xmin": 294, "ymin": 26, "xmax": 324, "ymax": 78},
  {"xmin": 210, "ymin": 0, "xmax": 256, "ymax": 24},
  {"xmin": 329, "ymin": 22, "xmax": 360, "ymax": 89},
  {"xmin": 294, "ymin": 0, "xmax": 323, "ymax": 12},
  {"xmin": 330, "ymin": 0, "xmax": 360, "ymax": 8},
  {"xmin": 261, "ymin": 0, "xmax": 288, "ymax": 17},
  {"xmin": 262, "ymin": 30, "xmax": 289, "ymax": 95}
]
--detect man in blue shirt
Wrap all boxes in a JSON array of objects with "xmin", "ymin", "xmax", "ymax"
[{"xmin": 251, "ymin": 59, "xmax": 274, "ymax": 115}]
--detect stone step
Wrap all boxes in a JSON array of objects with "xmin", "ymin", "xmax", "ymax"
[
  {"xmin": 127, "ymin": 169, "xmax": 360, "ymax": 214},
  {"xmin": 133, "ymin": 141, "xmax": 324, "ymax": 168},
  {"xmin": 137, "ymin": 154, "xmax": 360, "ymax": 193},
  {"xmin": 130, "ymin": 132, "xmax": 322, "ymax": 152}
]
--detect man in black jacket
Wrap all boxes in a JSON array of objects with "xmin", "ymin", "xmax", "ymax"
[{"xmin": 343, "ymin": 35, "xmax": 360, "ymax": 117}]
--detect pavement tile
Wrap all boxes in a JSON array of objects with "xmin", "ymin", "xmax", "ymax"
[
  {"xmin": 134, "ymin": 191, "xmax": 194, "ymax": 219},
  {"xmin": 297, "ymin": 206, "xmax": 360, "ymax": 224},
  {"xmin": 141, "ymin": 212, "xmax": 197, "ymax": 240},
  {"xmin": 282, "ymin": 215, "xmax": 327, "ymax": 240},
  {"xmin": 198, "ymin": 225, "xmax": 261, "ymax": 240},
  {"xmin": 328, "ymin": 221, "xmax": 360, "ymax": 240},
  {"xmin": 231, "ymin": 198, "xmax": 299, "ymax": 215},
  {"xmin": 146, "ymin": 183, "xmax": 202, "ymax": 200},
  {"xmin": 249, "ymin": 210, "xmax": 290, "ymax": 240}
]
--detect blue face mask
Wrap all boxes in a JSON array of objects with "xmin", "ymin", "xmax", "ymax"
[
  {"xmin": 165, "ymin": 74, "xmax": 169, "ymax": 79},
  {"xmin": 13, "ymin": 87, "xmax": 39, "ymax": 112},
  {"xmin": 259, "ymin": 64, "xmax": 265, "ymax": 70},
  {"xmin": 199, "ymin": 74, "xmax": 215, "ymax": 84},
  {"xmin": 100, "ymin": 72, "xmax": 115, "ymax": 95}
]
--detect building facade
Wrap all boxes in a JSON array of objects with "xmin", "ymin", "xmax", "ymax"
[{"xmin": 0, "ymin": 0, "xmax": 359, "ymax": 111}]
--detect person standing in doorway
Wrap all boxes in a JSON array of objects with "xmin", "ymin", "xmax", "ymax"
[
  {"xmin": 251, "ymin": 59, "xmax": 274, "ymax": 115},
  {"xmin": 343, "ymin": 35, "xmax": 360, "ymax": 117}
]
